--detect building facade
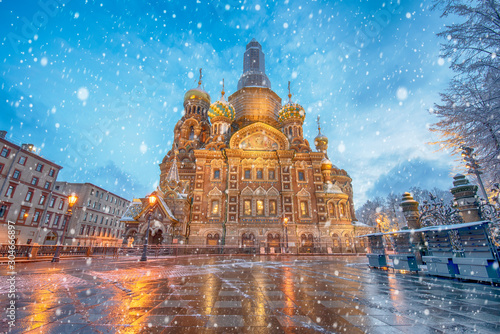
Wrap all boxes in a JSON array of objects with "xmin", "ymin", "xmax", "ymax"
[
  {"xmin": 0, "ymin": 131, "xmax": 71, "ymax": 245},
  {"xmin": 54, "ymin": 182, "xmax": 130, "ymax": 246},
  {"xmin": 122, "ymin": 40, "xmax": 372, "ymax": 251}
]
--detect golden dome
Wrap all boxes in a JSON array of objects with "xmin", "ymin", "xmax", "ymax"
[
  {"xmin": 278, "ymin": 81, "xmax": 305, "ymax": 123},
  {"xmin": 184, "ymin": 88, "xmax": 210, "ymax": 104},
  {"xmin": 321, "ymin": 158, "xmax": 333, "ymax": 170}
]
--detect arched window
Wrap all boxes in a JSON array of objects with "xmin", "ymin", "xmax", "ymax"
[
  {"xmin": 189, "ymin": 126, "xmax": 195, "ymax": 140},
  {"xmin": 340, "ymin": 203, "xmax": 345, "ymax": 217},
  {"xmin": 256, "ymin": 200, "xmax": 264, "ymax": 216},
  {"xmin": 328, "ymin": 203, "xmax": 335, "ymax": 217}
]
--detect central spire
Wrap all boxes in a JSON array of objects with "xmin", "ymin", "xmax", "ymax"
[{"xmin": 237, "ymin": 39, "xmax": 271, "ymax": 90}]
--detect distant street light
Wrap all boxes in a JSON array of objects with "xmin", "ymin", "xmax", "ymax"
[
  {"xmin": 461, "ymin": 146, "xmax": 490, "ymax": 204},
  {"xmin": 376, "ymin": 218, "xmax": 381, "ymax": 233},
  {"xmin": 52, "ymin": 194, "xmax": 78, "ymax": 263},
  {"xmin": 140, "ymin": 195, "xmax": 157, "ymax": 262}
]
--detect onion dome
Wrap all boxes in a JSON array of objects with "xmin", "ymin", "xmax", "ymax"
[
  {"xmin": 314, "ymin": 115, "xmax": 329, "ymax": 151},
  {"xmin": 208, "ymin": 80, "xmax": 235, "ymax": 121},
  {"xmin": 278, "ymin": 82, "xmax": 305, "ymax": 123},
  {"xmin": 184, "ymin": 69, "xmax": 211, "ymax": 104},
  {"xmin": 321, "ymin": 157, "xmax": 333, "ymax": 171}
]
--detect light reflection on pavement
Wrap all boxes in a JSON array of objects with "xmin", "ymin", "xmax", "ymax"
[{"xmin": 1, "ymin": 255, "xmax": 500, "ymax": 333}]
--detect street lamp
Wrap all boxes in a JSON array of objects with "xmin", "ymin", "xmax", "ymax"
[
  {"xmin": 283, "ymin": 217, "xmax": 289, "ymax": 253},
  {"xmin": 140, "ymin": 195, "xmax": 157, "ymax": 262},
  {"xmin": 376, "ymin": 218, "xmax": 381, "ymax": 233},
  {"xmin": 461, "ymin": 146, "xmax": 490, "ymax": 204},
  {"xmin": 52, "ymin": 194, "xmax": 78, "ymax": 263}
]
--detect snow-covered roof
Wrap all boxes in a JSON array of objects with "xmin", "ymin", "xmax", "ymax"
[{"xmin": 120, "ymin": 200, "xmax": 143, "ymax": 222}]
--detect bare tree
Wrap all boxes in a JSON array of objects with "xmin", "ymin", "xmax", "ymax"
[{"xmin": 431, "ymin": 0, "xmax": 500, "ymax": 186}]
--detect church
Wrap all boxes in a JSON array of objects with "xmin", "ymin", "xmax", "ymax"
[{"xmin": 121, "ymin": 39, "xmax": 371, "ymax": 252}]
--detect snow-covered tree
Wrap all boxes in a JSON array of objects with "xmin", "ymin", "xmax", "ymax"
[{"xmin": 431, "ymin": 0, "xmax": 500, "ymax": 186}]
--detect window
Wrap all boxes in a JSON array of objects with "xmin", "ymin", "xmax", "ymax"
[
  {"xmin": 5, "ymin": 185, "xmax": 15, "ymax": 198},
  {"xmin": 328, "ymin": 203, "xmax": 335, "ymax": 217},
  {"xmin": 44, "ymin": 181, "xmax": 51, "ymax": 190},
  {"xmin": 106, "ymin": 194, "xmax": 109, "ymax": 201},
  {"xmin": 62, "ymin": 217, "xmax": 68, "ymax": 228},
  {"xmin": 96, "ymin": 190, "xmax": 99, "ymax": 197},
  {"xmin": 44, "ymin": 213, "xmax": 52, "ymax": 225},
  {"xmin": 1, "ymin": 147, "xmax": 10, "ymax": 158},
  {"xmin": 83, "ymin": 212, "xmax": 88, "ymax": 221},
  {"xmin": 95, "ymin": 215, "xmax": 98, "ymax": 223},
  {"xmin": 33, "ymin": 211, "xmax": 40, "ymax": 223},
  {"xmin": 12, "ymin": 170, "xmax": 21, "ymax": 179},
  {"xmin": 80, "ymin": 225, "xmax": 85, "ymax": 235},
  {"xmin": 213, "ymin": 169, "xmax": 220, "ymax": 179},
  {"xmin": 100, "ymin": 216, "xmax": 104, "ymax": 224},
  {"xmin": 92, "ymin": 227, "xmax": 96, "ymax": 236},
  {"xmin": 0, "ymin": 164, "xmax": 4, "ymax": 173},
  {"xmin": 256, "ymin": 200, "xmax": 264, "ymax": 215},
  {"xmin": 18, "ymin": 156, "xmax": 26, "ymax": 165},
  {"xmin": 268, "ymin": 169, "xmax": 275, "ymax": 180},
  {"xmin": 35, "ymin": 163, "xmax": 43, "ymax": 172},
  {"xmin": 244, "ymin": 200, "xmax": 252, "ymax": 216},
  {"xmin": 58, "ymin": 200, "xmax": 64, "ymax": 210},
  {"xmin": 340, "ymin": 203, "xmax": 345, "ymax": 217},
  {"xmin": 31, "ymin": 177, "xmax": 38, "ymax": 186},
  {"xmin": 211, "ymin": 200, "xmax": 219, "ymax": 215},
  {"xmin": 269, "ymin": 200, "xmax": 277, "ymax": 215},
  {"xmin": 53, "ymin": 215, "xmax": 60, "ymax": 227},
  {"xmin": 298, "ymin": 171, "xmax": 305, "ymax": 181},
  {"xmin": 18, "ymin": 207, "xmax": 28, "ymax": 222},
  {"xmin": 87, "ymin": 199, "xmax": 91, "ymax": 207},
  {"xmin": 244, "ymin": 169, "xmax": 251, "ymax": 179},
  {"xmin": 38, "ymin": 194, "xmax": 46, "ymax": 205},
  {"xmin": 97, "ymin": 227, "xmax": 102, "ymax": 236},
  {"xmin": 90, "ymin": 189, "xmax": 94, "ymax": 195},
  {"xmin": 49, "ymin": 197, "xmax": 56, "ymax": 208},
  {"xmin": 0, "ymin": 205, "xmax": 9, "ymax": 219},
  {"xmin": 86, "ymin": 226, "xmax": 91, "ymax": 235},
  {"xmin": 25, "ymin": 191, "xmax": 33, "ymax": 202},
  {"xmin": 48, "ymin": 168, "xmax": 55, "ymax": 177},
  {"xmin": 89, "ymin": 213, "xmax": 93, "ymax": 221},
  {"xmin": 105, "ymin": 218, "xmax": 108, "ymax": 225},
  {"xmin": 256, "ymin": 169, "xmax": 263, "ymax": 179},
  {"xmin": 300, "ymin": 201, "xmax": 309, "ymax": 217}
]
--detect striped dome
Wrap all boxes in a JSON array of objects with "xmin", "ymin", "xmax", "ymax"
[
  {"xmin": 208, "ymin": 99, "xmax": 235, "ymax": 121},
  {"xmin": 278, "ymin": 102, "xmax": 305, "ymax": 123}
]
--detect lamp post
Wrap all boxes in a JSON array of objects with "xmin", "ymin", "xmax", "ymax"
[
  {"xmin": 283, "ymin": 217, "xmax": 289, "ymax": 253},
  {"xmin": 461, "ymin": 146, "xmax": 490, "ymax": 204},
  {"xmin": 140, "ymin": 195, "xmax": 157, "ymax": 262},
  {"xmin": 52, "ymin": 194, "xmax": 78, "ymax": 263},
  {"xmin": 376, "ymin": 218, "xmax": 382, "ymax": 233}
]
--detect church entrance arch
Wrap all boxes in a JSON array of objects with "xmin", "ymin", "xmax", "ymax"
[
  {"xmin": 300, "ymin": 233, "xmax": 314, "ymax": 253},
  {"xmin": 242, "ymin": 233, "xmax": 255, "ymax": 247},
  {"xmin": 267, "ymin": 233, "xmax": 280, "ymax": 250},
  {"xmin": 207, "ymin": 233, "xmax": 220, "ymax": 246},
  {"xmin": 150, "ymin": 229, "xmax": 163, "ymax": 245}
]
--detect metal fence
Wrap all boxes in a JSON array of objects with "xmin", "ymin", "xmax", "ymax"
[{"xmin": 0, "ymin": 242, "xmax": 366, "ymax": 261}]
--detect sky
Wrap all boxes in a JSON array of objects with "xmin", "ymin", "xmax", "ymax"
[{"xmin": 0, "ymin": 0, "xmax": 463, "ymax": 208}]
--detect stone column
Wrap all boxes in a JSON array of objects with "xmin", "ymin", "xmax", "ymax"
[
  {"xmin": 450, "ymin": 174, "xmax": 481, "ymax": 223},
  {"xmin": 400, "ymin": 192, "xmax": 420, "ymax": 230},
  {"xmin": 400, "ymin": 192, "xmax": 424, "ymax": 260}
]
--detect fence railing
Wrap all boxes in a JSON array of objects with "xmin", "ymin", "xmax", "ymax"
[{"xmin": 0, "ymin": 242, "xmax": 367, "ymax": 260}]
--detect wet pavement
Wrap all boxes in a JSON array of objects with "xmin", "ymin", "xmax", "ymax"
[{"xmin": 1, "ymin": 255, "xmax": 500, "ymax": 333}]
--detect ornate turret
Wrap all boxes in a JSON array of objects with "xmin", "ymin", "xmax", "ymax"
[
  {"xmin": 206, "ymin": 80, "xmax": 235, "ymax": 150},
  {"xmin": 279, "ymin": 82, "xmax": 310, "ymax": 152},
  {"xmin": 237, "ymin": 39, "xmax": 271, "ymax": 90},
  {"xmin": 229, "ymin": 39, "xmax": 281, "ymax": 129},
  {"xmin": 183, "ymin": 69, "xmax": 211, "ymax": 119},
  {"xmin": 314, "ymin": 115, "xmax": 329, "ymax": 154}
]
